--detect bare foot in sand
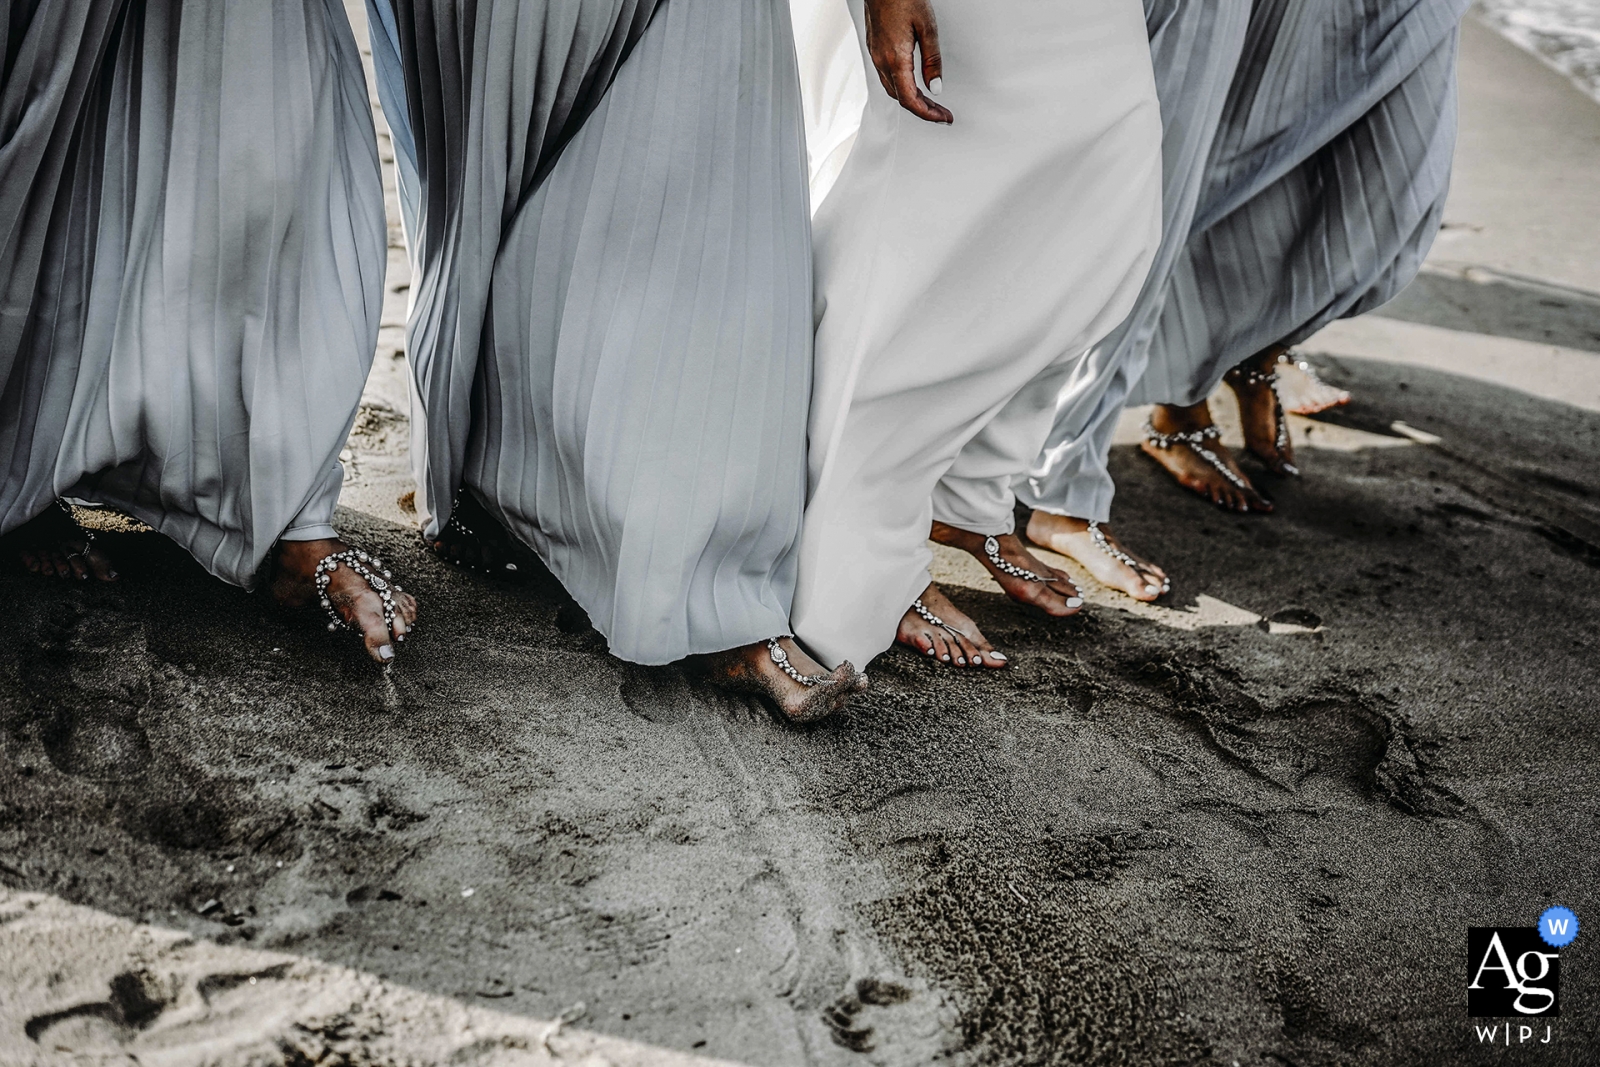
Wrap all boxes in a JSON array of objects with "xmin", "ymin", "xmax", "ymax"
[
  {"xmin": 1141, "ymin": 402, "xmax": 1273, "ymax": 513},
  {"xmin": 11, "ymin": 501, "xmax": 117, "ymax": 581},
  {"xmin": 273, "ymin": 539, "xmax": 419, "ymax": 663},
  {"xmin": 1025, "ymin": 512, "xmax": 1169, "ymax": 602},
  {"xmin": 897, "ymin": 583, "xmax": 1007, "ymax": 668},
  {"xmin": 703, "ymin": 638, "xmax": 868, "ymax": 723},
  {"xmin": 1274, "ymin": 351, "xmax": 1351, "ymax": 416},
  {"xmin": 929, "ymin": 521, "xmax": 1082, "ymax": 616},
  {"xmin": 1225, "ymin": 347, "xmax": 1299, "ymax": 476},
  {"xmin": 427, "ymin": 493, "xmax": 533, "ymax": 580}
]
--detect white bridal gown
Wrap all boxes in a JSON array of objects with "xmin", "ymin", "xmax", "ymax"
[
  {"xmin": 370, "ymin": 0, "xmax": 813, "ymax": 665},
  {"xmin": 0, "ymin": 0, "xmax": 386, "ymax": 586},
  {"xmin": 789, "ymin": 0, "xmax": 1163, "ymax": 669},
  {"xmin": 1021, "ymin": 0, "xmax": 1470, "ymax": 517}
]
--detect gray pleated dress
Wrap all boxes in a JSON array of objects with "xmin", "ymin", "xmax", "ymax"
[
  {"xmin": 0, "ymin": 0, "xmax": 386, "ymax": 588},
  {"xmin": 1021, "ymin": 0, "xmax": 1470, "ymax": 515},
  {"xmin": 369, "ymin": 0, "xmax": 813, "ymax": 665}
]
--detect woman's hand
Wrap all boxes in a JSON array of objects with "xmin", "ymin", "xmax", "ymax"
[{"xmin": 863, "ymin": 0, "xmax": 953, "ymax": 124}]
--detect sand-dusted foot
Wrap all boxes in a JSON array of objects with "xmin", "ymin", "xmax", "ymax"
[
  {"xmin": 273, "ymin": 539, "xmax": 419, "ymax": 663},
  {"xmin": 1274, "ymin": 351, "xmax": 1350, "ymax": 416},
  {"xmin": 8, "ymin": 500, "xmax": 117, "ymax": 581},
  {"xmin": 426, "ymin": 492, "xmax": 534, "ymax": 579},
  {"xmin": 1025, "ymin": 512, "xmax": 1169, "ymax": 602},
  {"xmin": 897, "ymin": 583, "xmax": 1007, "ymax": 669},
  {"xmin": 702, "ymin": 637, "xmax": 867, "ymax": 724},
  {"xmin": 1226, "ymin": 348, "xmax": 1299, "ymax": 476},
  {"xmin": 1141, "ymin": 402, "xmax": 1273, "ymax": 513},
  {"xmin": 929, "ymin": 521, "xmax": 1083, "ymax": 616}
]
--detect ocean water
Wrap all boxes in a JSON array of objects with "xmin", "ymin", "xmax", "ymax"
[{"xmin": 1476, "ymin": 0, "xmax": 1600, "ymax": 101}]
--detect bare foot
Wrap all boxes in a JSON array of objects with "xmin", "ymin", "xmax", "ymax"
[
  {"xmin": 896, "ymin": 583, "xmax": 1007, "ymax": 668},
  {"xmin": 1025, "ymin": 512, "xmax": 1168, "ymax": 602},
  {"xmin": 10, "ymin": 502, "xmax": 117, "ymax": 581},
  {"xmin": 273, "ymin": 538, "xmax": 419, "ymax": 663},
  {"xmin": 703, "ymin": 637, "xmax": 868, "ymax": 724},
  {"xmin": 427, "ymin": 493, "xmax": 533, "ymax": 579},
  {"xmin": 1274, "ymin": 352, "xmax": 1350, "ymax": 416},
  {"xmin": 929, "ymin": 521, "xmax": 1082, "ymax": 616},
  {"xmin": 1226, "ymin": 347, "xmax": 1299, "ymax": 476},
  {"xmin": 1140, "ymin": 402, "xmax": 1273, "ymax": 513}
]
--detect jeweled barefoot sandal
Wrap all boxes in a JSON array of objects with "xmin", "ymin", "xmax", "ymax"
[
  {"xmin": 1087, "ymin": 521, "xmax": 1170, "ymax": 595},
  {"xmin": 982, "ymin": 535, "xmax": 1049, "ymax": 583},
  {"xmin": 1277, "ymin": 351, "xmax": 1350, "ymax": 416},
  {"xmin": 1227, "ymin": 364, "xmax": 1297, "ymax": 473},
  {"xmin": 56, "ymin": 499, "xmax": 97, "ymax": 567},
  {"xmin": 1143, "ymin": 419, "xmax": 1251, "ymax": 491},
  {"xmin": 909, "ymin": 597, "xmax": 991, "ymax": 666},
  {"xmin": 767, "ymin": 637, "xmax": 826, "ymax": 687},
  {"xmin": 314, "ymin": 548, "xmax": 410, "ymax": 641}
]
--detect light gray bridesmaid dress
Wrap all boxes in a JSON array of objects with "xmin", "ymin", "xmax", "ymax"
[
  {"xmin": 0, "ymin": 0, "xmax": 386, "ymax": 587},
  {"xmin": 1021, "ymin": 0, "xmax": 1470, "ymax": 514},
  {"xmin": 371, "ymin": 0, "xmax": 813, "ymax": 665}
]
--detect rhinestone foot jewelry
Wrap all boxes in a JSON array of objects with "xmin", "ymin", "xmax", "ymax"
[
  {"xmin": 767, "ymin": 637, "xmax": 826, "ymax": 688},
  {"xmin": 314, "ymin": 548, "xmax": 400, "ymax": 637},
  {"xmin": 1142, "ymin": 419, "xmax": 1250, "ymax": 490},
  {"xmin": 56, "ymin": 499, "xmax": 96, "ymax": 566},
  {"xmin": 1087, "ymin": 521, "xmax": 1169, "ymax": 595},
  {"xmin": 1228, "ymin": 363, "xmax": 1295, "ymax": 467},
  {"xmin": 982, "ymin": 535, "xmax": 1049, "ymax": 583}
]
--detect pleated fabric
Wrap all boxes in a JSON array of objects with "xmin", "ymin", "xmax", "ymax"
[
  {"xmin": 1017, "ymin": 0, "xmax": 1251, "ymax": 520},
  {"xmin": 1132, "ymin": 0, "xmax": 1470, "ymax": 407},
  {"xmin": 1020, "ymin": 0, "xmax": 1469, "ymax": 516},
  {"xmin": 790, "ymin": 0, "xmax": 1162, "ymax": 670},
  {"xmin": 373, "ymin": 0, "xmax": 814, "ymax": 665},
  {"xmin": 0, "ymin": 0, "xmax": 386, "ymax": 588},
  {"xmin": 365, "ymin": 0, "xmax": 663, "ymax": 542}
]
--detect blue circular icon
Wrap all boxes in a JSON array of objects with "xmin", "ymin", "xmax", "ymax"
[{"xmin": 1539, "ymin": 906, "xmax": 1579, "ymax": 948}]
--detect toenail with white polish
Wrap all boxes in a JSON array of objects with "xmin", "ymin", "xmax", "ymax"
[
  {"xmin": 989, "ymin": 651, "xmax": 1008, "ymax": 662},
  {"xmin": 1066, "ymin": 597, "xmax": 1084, "ymax": 608},
  {"xmin": 973, "ymin": 654, "xmax": 984, "ymax": 663},
  {"xmin": 378, "ymin": 645, "xmax": 395, "ymax": 661}
]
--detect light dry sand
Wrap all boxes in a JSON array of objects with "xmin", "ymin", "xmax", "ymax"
[{"xmin": 2, "ymin": 11, "xmax": 1598, "ymax": 1067}]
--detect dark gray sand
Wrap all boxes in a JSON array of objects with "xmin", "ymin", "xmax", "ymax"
[{"xmin": 3, "ymin": 14, "xmax": 1598, "ymax": 1067}]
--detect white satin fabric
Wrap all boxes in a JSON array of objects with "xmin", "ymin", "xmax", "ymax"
[{"xmin": 789, "ymin": 0, "xmax": 1163, "ymax": 669}]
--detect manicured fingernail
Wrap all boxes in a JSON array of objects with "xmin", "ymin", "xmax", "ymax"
[
  {"xmin": 929, "ymin": 77, "xmax": 943, "ymax": 96},
  {"xmin": 1066, "ymin": 597, "xmax": 1084, "ymax": 609},
  {"xmin": 379, "ymin": 645, "xmax": 395, "ymax": 661}
]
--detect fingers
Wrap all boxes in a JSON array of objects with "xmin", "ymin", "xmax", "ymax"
[
  {"xmin": 866, "ymin": 1, "xmax": 953, "ymax": 124},
  {"xmin": 921, "ymin": 18, "xmax": 943, "ymax": 96}
]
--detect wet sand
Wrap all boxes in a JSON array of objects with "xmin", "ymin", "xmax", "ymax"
[{"xmin": 2, "ymin": 13, "xmax": 1598, "ymax": 1067}]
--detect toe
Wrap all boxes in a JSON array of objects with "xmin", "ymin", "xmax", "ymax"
[
  {"xmin": 20, "ymin": 549, "xmax": 40, "ymax": 573},
  {"xmin": 87, "ymin": 547, "xmax": 118, "ymax": 581},
  {"xmin": 351, "ymin": 594, "xmax": 396, "ymax": 663}
]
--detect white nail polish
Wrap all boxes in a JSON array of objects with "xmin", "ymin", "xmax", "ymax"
[
  {"xmin": 988, "ymin": 651, "xmax": 1008, "ymax": 662},
  {"xmin": 379, "ymin": 645, "xmax": 395, "ymax": 661},
  {"xmin": 929, "ymin": 77, "xmax": 943, "ymax": 96},
  {"xmin": 956, "ymin": 658, "xmax": 965, "ymax": 666},
  {"xmin": 973, "ymin": 654, "xmax": 984, "ymax": 663},
  {"xmin": 1066, "ymin": 597, "xmax": 1084, "ymax": 609},
  {"xmin": 941, "ymin": 654, "xmax": 951, "ymax": 662}
]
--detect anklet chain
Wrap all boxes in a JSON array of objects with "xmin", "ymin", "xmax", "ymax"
[
  {"xmin": 983, "ymin": 535, "xmax": 1049, "ymax": 583},
  {"xmin": 315, "ymin": 549, "xmax": 398, "ymax": 636},
  {"xmin": 768, "ymin": 637, "xmax": 824, "ymax": 687},
  {"xmin": 1142, "ymin": 419, "xmax": 1249, "ymax": 489}
]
